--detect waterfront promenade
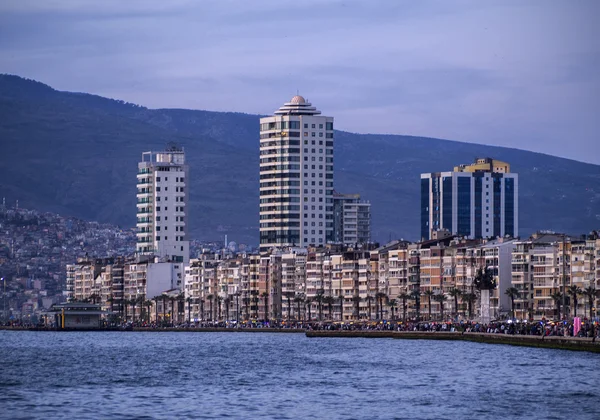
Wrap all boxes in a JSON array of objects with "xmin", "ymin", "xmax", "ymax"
[{"xmin": 3, "ymin": 324, "xmax": 600, "ymax": 353}]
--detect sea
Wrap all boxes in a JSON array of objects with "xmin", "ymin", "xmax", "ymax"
[{"xmin": 1, "ymin": 331, "xmax": 599, "ymax": 419}]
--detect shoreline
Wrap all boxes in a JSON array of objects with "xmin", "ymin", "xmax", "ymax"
[
  {"xmin": 3, "ymin": 326, "xmax": 599, "ymax": 353},
  {"xmin": 305, "ymin": 330, "xmax": 600, "ymax": 353}
]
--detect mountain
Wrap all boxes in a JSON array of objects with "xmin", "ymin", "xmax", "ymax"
[{"xmin": 0, "ymin": 74, "xmax": 599, "ymax": 244}]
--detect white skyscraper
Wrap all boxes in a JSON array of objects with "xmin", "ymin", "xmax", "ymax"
[
  {"xmin": 136, "ymin": 145, "xmax": 189, "ymax": 264},
  {"xmin": 259, "ymin": 96, "xmax": 334, "ymax": 251}
]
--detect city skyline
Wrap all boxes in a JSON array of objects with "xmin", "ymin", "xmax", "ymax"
[{"xmin": 0, "ymin": 1, "xmax": 598, "ymax": 164}]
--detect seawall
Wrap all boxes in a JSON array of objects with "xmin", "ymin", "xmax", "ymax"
[{"xmin": 305, "ymin": 330, "xmax": 600, "ymax": 353}]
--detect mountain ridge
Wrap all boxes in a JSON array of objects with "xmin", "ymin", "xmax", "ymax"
[{"xmin": 1, "ymin": 74, "xmax": 598, "ymax": 244}]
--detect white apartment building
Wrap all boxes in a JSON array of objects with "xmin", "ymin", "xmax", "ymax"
[
  {"xmin": 136, "ymin": 146, "xmax": 189, "ymax": 265},
  {"xmin": 259, "ymin": 96, "xmax": 334, "ymax": 251}
]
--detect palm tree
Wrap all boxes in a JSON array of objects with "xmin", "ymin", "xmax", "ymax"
[
  {"xmin": 397, "ymin": 293, "xmax": 409, "ymax": 322},
  {"xmin": 375, "ymin": 292, "xmax": 387, "ymax": 320},
  {"xmin": 463, "ymin": 292, "xmax": 476, "ymax": 319},
  {"xmin": 434, "ymin": 293, "xmax": 448, "ymax": 321},
  {"xmin": 305, "ymin": 298, "xmax": 313, "ymax": 321},
  {"xmin": 144, "ymin": 300, "xmax": 152, "ymax": 323},
  {"xmin": 366, "ymin": 294, "xmax": 373, "ymax": 320},
  {"xmin": 123, "ymin": 297, "xmax": 129, "ymax": 322},
  {"xmin": 424, "ymin": 290, "xmax": 435, "ymax": 321},
  {"xmin": 338, "ymin": 294, "xmax": 344, "ymax": 321},
  {"xmin": 388, "ymin": 299, "xmax": 398, "ymax": 320},
  {"xmin": 251, "ymin": 294, "xmax": 259, "ymax": 319},
  {"xmin": 137, "ymin": 295, "xmax": 145, "ymax": 323},
  {"xmin": 448, "ymin": 287, "xmax": 462, "ymax": 321},
  {"xmin": 315, "ymin": 289, "xmax": 325, "ymax": 321},
  {"xmin": 225, "ymin": 297, "xmax": 232, "ymax": 322},
  {"xmin": 285, "ymin": 292, "xmax": 294, "ymax": 321},
  {"xmin": 88, "ymin": 293, "xmax": 100, "ymax": 305},
  {"xmin": 504, "ymin": 287, "xmax": 519, "ymax": 320},
  {"xmin": 177, "ymin": 293, "xmax": 185, "ymax": 323},
  {"xmin": 206, "ymin": 294, "xmax": 214, "ymax": 321},
  {"xmin": 242, "ymin": 293, "xmax": 250, "ymax": 320},
  {"xmin": 550, "ymin": 291, "xmax": 563, "ymax": 320},
  {"xmin": 186, "ymin": 297, "xmax": 193, "ymax": 323},
  {"xmin": 351, "ymin": 295, "xmax": 361, "ymax": 320},
  {"xmin": 199, "ymin": 298, "xmax": 205, "ymax": 321},
  {"xmin": 161, "ymin": 294, "xmax": 168, "ymax": 323},
  {"xmin": 583, "ymin": 286, "xmax": 599, "ymax": 320},
  {"xmin": 169, "ymin": 296, "xmax": 176, "ymax": 324},
  {"xmin": 324, "ymin": 296, "xmax": 335, "ymax": 320},
  {"xmin": 293, "ymin": 294, "xmax": 304, "ymax": 321},
  {"xmin": 410, "ymin": 289, "xmax": 421, "ymax": 321},
  {"xmin": 260, "ymin": 292, "xmax": 269, "ymax": 321},
  {"xmin": 567, "ymin": 285, "xmax": 582, "ymax": 318},
  {"xmin": 131, "ymin": 298, "xmax": 137, "ymax": 324}
]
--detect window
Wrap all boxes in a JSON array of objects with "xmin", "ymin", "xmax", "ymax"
[
  {"xmin": 157, "ymin": 207, "xmax": 161, "ymax": 211},
  {"xmin": 156, "ymin": 236, "xmax": 160, "ymax": 241},
  {"xmin": 156, "ymin": 216, "xmax": 161, "ymax": 221},
  {"xmin": 319, "ymin": 133, "xmax": 323, "ymax": 137},
  {"xmin": 304, "ymin": 132, "xmax": 308, "ymax": 137},
  {"xmin": 156, "ymin": 187, "xmax": 161, "ymax": 192},
  {"xmin": 311, "ymin": 124, "xmax": 315, "ymax": 128},
  {"xmin": 156, "ymin": 226, "xmax": 161, "ymax": 231},
  {"xmin": 319, "ymin": 124, "xmax": 323, "ymax": 129},
  {"xmin": 165, "ymin": 177, "xmax": 168, "ymax": 181},
  {"xmin": 157, "ymin": 197, "xmax": 161, "ymax": 201},
  {"xmin": 304, "ymin": 123, "xmax": 308, "ymax": 129},
  {"xmin": 326, "ymin": 122, "xmax": 333, "ymax": 130},
  {"xmin": 311, "ymin": 132, "xmax": 316, "ymax": 137},
  {"xmin": 157, "ymin": 177, "xmax": 161, "ymax": 182}
]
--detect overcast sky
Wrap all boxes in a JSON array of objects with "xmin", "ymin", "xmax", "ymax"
[{"xmin": 1, "ymin": 0, "xmax": 598, "ymax": 163}]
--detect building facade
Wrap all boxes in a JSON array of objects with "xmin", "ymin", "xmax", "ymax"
[
  {"xmin": 259, "ymin": 96, "xmax": 334, "ymax": 251},
  {"xmin": 136, "ymin": 146, "xmax": 189, "ymax": 264},
  {"xmin": 333, "ymin": 193, "xmax": 371, "ymax": 245},
  {"xmin": 420, "ymin": 158, "xmax": 518, "ymax": 241}
]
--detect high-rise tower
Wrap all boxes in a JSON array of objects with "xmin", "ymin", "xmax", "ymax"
[
  {"xmin": 136, "ymin": 145, "xmax": 189, "ymax": 264},
  {"xmin": 259, "ymin": 96, "xmax": 334, "ymax": 251},
  {"xmin": 420, "ymin": 157, "xmax": 518, "ymax": 241}
]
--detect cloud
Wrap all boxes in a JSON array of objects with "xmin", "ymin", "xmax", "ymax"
[{"xmin": 0, "ymin": 0, "xmax": 598, "ymax": 163}]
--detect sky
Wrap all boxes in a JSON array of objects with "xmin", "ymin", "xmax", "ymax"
[{"xmin": 1, "ymin": 0, "xmax": 599, "ymax": 164}]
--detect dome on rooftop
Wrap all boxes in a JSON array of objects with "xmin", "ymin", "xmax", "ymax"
[{"xmin": 290, "ymin": 95, "xmax": 306, "ymax": 104}]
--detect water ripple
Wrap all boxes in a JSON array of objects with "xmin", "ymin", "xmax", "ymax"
[{"xmin": 0, "ymin": 331, "xmax": 599, "ymax": 419}]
